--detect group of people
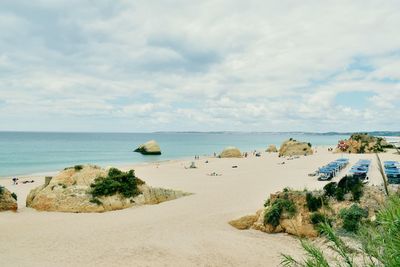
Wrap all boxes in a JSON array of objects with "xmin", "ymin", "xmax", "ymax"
[{"xmin": 12, "ymin": 177, "xmax": 34, "ymax": 185}]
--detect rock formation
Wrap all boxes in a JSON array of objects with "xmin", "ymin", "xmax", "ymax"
[
  {"xmin": 26, "ymin": 165, "xmax": 190, "ymax": 213},
  {"xmin": 229, "ymin": 215, "xmax": 258, "ymax": 230},
  {"xmin": 0, "ymin": 186, "xmax": 17, "ymax": 212},
  {"xmin": 266, "ymin": 144, "xmax": 278, "ymax": 153},
  {"xmin": 219, "ymin": 147, "xmax": 242, "ymax": 158},
  {"xmin": 279, "ymin": 139, "xmax": 313, "ymax": 157},
  {"xmin": 336, "ymin": 133, "xmax": 393, "ymax": 154},
  {"xmin": 134, "ymin": 140, "xmax": 161, "ymax": 155},
  {"xmin": 230, "ymin": 186, "xmax": 385, "ymax": 238}
]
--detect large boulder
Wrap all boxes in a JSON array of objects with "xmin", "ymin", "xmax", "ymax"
[
  {"xmin": 134, "ymin": 140, "xmax": 161, "ymax": 155},
  {"xmin": 266, "ymin": 144, "xmax": 278, "ymax": 153},
  {"xmin": 26, "ymin": 165, "xmax": 190, "ymax": 213},
  {"xmin": 230, "ymin": 186, "xmax": 386, "ymax": 238},
  {"xmin": 219, "ymin": 147, "xmax": 242, "ymax": 158},
  {"xmin": 336, "ymin": 133, "xmax": 392, "ymax": 154},
  {"xmin": 0, "ymin": 186, "xmax": 17, "ymax": 212},
  {"xmin": 278, "ymin": 139, "xmax": 313, "ymax": 157},
  {"xmin": 252, "ymin": 191, "xmax": 319, "ymax": 237}
]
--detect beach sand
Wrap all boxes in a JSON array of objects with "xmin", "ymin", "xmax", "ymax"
[{"xmin": 1, "ymin": 147, "xmax": 399, "ymax": 266}]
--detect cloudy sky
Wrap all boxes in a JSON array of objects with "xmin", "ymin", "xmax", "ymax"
[{"xmin": 0, "ymin": 0, "xmax": 399, "ymax": 132}]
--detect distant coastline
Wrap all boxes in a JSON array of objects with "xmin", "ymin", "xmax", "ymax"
[{"xmin": 0, "ymin": 130, "xmax": 399, "ymax": 136}]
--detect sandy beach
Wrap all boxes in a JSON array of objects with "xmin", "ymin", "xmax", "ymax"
[{"xmin": 1, "ymin": 147, "xmax": 399, "ymax": 267}]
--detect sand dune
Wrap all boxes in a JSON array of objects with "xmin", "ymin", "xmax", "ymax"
[{"xmin": 1, "ymin": 147, "xmax": 399, "ymax": 266}]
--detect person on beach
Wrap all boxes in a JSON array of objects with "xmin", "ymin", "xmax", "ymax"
[{"xmin": 12, "ymin": 177, "xmax": 18, "ymax": 185}]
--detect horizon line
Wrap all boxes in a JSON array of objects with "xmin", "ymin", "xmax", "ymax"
[{"xmin": 0, "ymin": 130, "xmax": 399, "ymax": 135}]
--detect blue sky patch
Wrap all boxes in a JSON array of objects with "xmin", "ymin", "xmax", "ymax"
[{"xmin": 334, "ymin": 91, "xmax": 376, "ymax": 109}]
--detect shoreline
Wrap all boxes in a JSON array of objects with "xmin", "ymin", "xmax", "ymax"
[{"xmin": 0, "ymin": 145, "xmax": 336, "ymax": 180}]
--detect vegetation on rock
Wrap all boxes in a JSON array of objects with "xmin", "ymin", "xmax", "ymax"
[
  {"xmin": 310, "ymin": 212, "xmax": 331, "ymax": 226},
  {"xmin": 306, "ymin": 192, "xmax": 323, "ymax": 212},
  {"xmin": 90, "ymin": 168, "xmax": 145, "ymax": 198},
  {"xmin": 282, "ymin": 194, "xmax": 400, "ymax": 267},
  {"xmin": 339, "ymin": 204, "xmax": 368, "ymax": 233},
  {"xmin": 323, "ymin": 176, "xmax": 364, "ymax": 202},
  {"xmin": 336, "ymin": 133, "xmax": 394, "ymax": 154},
  {"xmin": 264, "ymin": 198, "xmax": 296, "ymax": 227}
]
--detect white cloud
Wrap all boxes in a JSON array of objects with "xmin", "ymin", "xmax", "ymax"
[{"xmin": 0, "ymin": 0, "xmax": 399, "ymax": 132}]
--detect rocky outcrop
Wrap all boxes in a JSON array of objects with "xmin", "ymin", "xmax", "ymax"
[
  {"xmin": 0, "ymin": 186, "xmax": 17, "ymax": 212},
  {"xmin": 26, "ymin": 165, "xmax": 190, "ymax": 213},
  {"xmin": 279, "ymin": 139, "xmax": 313, "ymax": 157},
  {"xmin": 336, "ymin": 133, "xmax": 392, "ymax": 154},
  {"xmin": 253, "ymin": 191, "xmax": 319, "ymax": 237},
  {"xmin": 266, "ymin": 144, "xmax": 278, "ymax": 153},
  {"xmin": 219, "ymin": 147, "xmax": 242, "ymax": 158},
  {"xmin": 229, "ymin": 215, "xmax": 258, "ymax": 230},
  {"xmin": 230, "ymin": 186, "xmax": 385, "ymax": 238},
  {"xmin": 134, "ymin": 140, "xmax": 161, "ymax": 155}
]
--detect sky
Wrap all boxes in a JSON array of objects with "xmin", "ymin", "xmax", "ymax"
[{"xmin": 0, "ymin": 0, "xmax": 399, "ymax": 133}]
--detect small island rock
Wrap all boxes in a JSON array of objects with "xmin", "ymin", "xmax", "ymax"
[{"xmin": 134, "ymin": 140, "xmax": 161, "ymax": 155}]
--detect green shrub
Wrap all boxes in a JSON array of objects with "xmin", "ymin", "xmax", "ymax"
[
  {"xmin": 334, "ymin": 176, "xmax": 364, "ymax": 201},
  {"xmin": 283, "ymin": 187, "xmax": 290, "ymax": 193},
  {"xmin": 90, "ymin": 168, "xmax": 144, "ymax": 198},
  {"xmin": 264, "ymin": 198, "xmax": 296, "ymax": 227},
  {"xmin": 0, "ymin": 186, "xmax": 4, "ymax": 195},
  {"xmin": 340, "ymin": 204, "xmax": 368, "ymax": 233},
  {"xmin": 358, "ymin": 195, "xmax": 400, "ymax": 267},
  {"xmin": 338, "ymin": 175, "xmax": 359, "ymax": 191},
  {"xmin": 89, "ymin": 198, "xmax": 102, "ymax": 205},
  {"xmin": 282, "ymin": 194, "xmax": 400, "ymax": 267},
  {"xmin": 306, "ymin": 192, "xmax": 322, "ymax": 212},
  {"xmin": 323, "ymin": 182, "xmax": 337, "ymax": 197},
  {"xmin": 11, "ymin": 192, "xmax": 17, "ymax": 200},
  {"xmin": 351, "ymin": 182, "xmax": 363, "ymax": 201},
  {"xmin": 335, "ymin": 187, "xmax": 345, "ymax": 201},
  {"xmin": 310, "ymin": 212, "xmax": 331, "ymax": 226},
  {"xmin": 74, "ymin": 165, "xmax": 83, "ymax": 171}
]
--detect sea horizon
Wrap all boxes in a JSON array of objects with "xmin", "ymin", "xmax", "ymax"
[{"xmin": 1, "ymin": 130, "xmax": 400, "ymax": 135}]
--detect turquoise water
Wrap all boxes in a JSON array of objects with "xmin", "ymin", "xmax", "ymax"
[{"xmin": 0, "ymin": 132, "xmax": 347, "ymax": 177}]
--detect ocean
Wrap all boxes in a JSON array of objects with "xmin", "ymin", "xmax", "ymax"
[{"xmin": 0, "ymin": 132, "xmax": 348, "ymax": 177}]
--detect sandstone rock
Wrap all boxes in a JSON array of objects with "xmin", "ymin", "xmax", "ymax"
[
  {"xmin": 0, "ymin": 186, "xmax": 17, "ymax": 212},
  {"xmin": 266, "ymin": 144, "xmax": 278, "ymax": 153},
  {"xmin": 252, "ymin": 191, "xmax": 319, "ymax": 237},
  {"xmin": 233, "ymin": 186, "xmax": 386, "ymax": 238},
  {"xmin": 279, "ymin": 139, "xmax": 313, "ymax": 157},
  {"xmin": 26, "ymin": 165, "xmax": 190, "ymax": 213},
  {"xmin": 335, "ymin": 133, "xmax": 391, "ymax": 154},
  {"xmin": 229, "ymin": 215, "xmax": 258, "ymax": 230},
  {"xmin": 134, "ymin": 140, "xmax": 161, "ymax": 155},
  {"xmin": 219, "ymin": 147, "xmax": 242, "ymax": 158}
]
